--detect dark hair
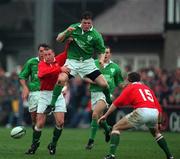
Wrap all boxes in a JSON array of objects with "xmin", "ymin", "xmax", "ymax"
[
  {"xmin": 81, "ymin": 11, "xmax": 93, "ymax": 20},
  {"xmin": 38, "ymin": 43, "xmax": 50, "ymax": 50},
  {"xmin": 128, "ymin": 72, "xmax": 141, "ymax": 82}
]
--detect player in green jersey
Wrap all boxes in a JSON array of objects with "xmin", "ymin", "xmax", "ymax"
[
  {"xmin": 44, "ymin": 11, "xmax": 112, "ymax": 114},
  {"xmin": 19, "ymin": 43, "xmax": 49, "ymax": 128},
  {"xmin": 85, "ymin": 46, "xmax": 124, "ymax": 149}
]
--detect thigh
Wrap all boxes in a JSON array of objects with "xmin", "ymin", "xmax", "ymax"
[
  {"xmin": 94, "ymin": 74, "xmax": 108, "ymax": 88},
  {"xmin": 36, "ymin": 113, "xmax": 46, "ymax": 128},
  {"xmin": 54, "ymin": 112, "xmax": 65, "ymax": 124},
  {"xmin": 113, "ymin": 116, "xmax": 134, "ymax": 131}
]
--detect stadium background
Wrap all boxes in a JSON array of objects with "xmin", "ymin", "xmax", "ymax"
[{"xmin": 0, "ymin": 1, "xmax": 179, "ymax": 158}]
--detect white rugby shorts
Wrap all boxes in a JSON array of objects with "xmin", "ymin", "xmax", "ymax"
[
  {"xmin": 37, "ymin": 91, "xmax": 66, "ymax": 113},
  {"xmin": 28, "ymin": 91, "xmax": 40, "ymax": 112},
  {"xmin": 125, "ymin": 108, "xmax": 159, "ymax": 128},
  {"xmin": 91, "ymin": 92, "xmax": 108, "ymax": 111},
  {"xmin": 64, "ymin": 58, "xmax": 98, "ymax": 78}
]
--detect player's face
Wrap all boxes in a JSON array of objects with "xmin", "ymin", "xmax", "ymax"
[
  {"xmin": 104, "ymin": 48, "xmax": 111, "ymax": 63},
  {"xmin": 81, "ymin": 19, "xmax": 92, "ymax": 32},
  {"xmin": 43, "ymin": 49, "xmax": 55, "ymax": 63},
  {"xmin": 38, "ymin": 46, "xmax": 46, "ymax": 61}
]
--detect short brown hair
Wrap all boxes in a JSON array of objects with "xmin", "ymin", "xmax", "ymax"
[{"xmin": 81, "ymin": 11, "xmax": 93, "ymax": 20}]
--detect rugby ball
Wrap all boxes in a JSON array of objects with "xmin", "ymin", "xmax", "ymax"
[{"xmin": 10, "ymin": 126, "xmax": 26, "ymax": 139}]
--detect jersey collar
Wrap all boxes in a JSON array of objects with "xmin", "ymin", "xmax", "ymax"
[
  {"xmin": 104, "ymin": 60, "xmax": 113, "ymax": 68},
  {"xmin": 78, "ymin": 24, "xmax": 93, "ymax": 34}
]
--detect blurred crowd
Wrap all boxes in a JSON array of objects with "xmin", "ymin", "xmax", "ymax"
[{"xmin": 0, "ymin": 66, "xmax": 180, "ymax": 128}]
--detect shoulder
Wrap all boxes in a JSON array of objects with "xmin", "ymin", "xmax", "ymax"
[
  {"xmin": 26, "ymin": 57, "xmax": 38, "ymax": 64},
  {"xmin": 70, "ymin": 23, "xmax": 80, "ymax": 28},
  {"xmin": 91, "ymin": 28, "xmax": 102, "ymax": 37},
  {"xmin": 109, "ymin": 62, "xmax": 121, "ymax": 69}
]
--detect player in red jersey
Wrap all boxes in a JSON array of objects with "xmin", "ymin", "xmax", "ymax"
[
  {"xmin": 25, "ymin": 48, "xmax": 70, "ymax": 155},
  {"xmin": 99, "ymin": 72, "xmax": 174, "ymax": 159}
]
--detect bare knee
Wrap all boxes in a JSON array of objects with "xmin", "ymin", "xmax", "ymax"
[
  {"xmin": 55, "ymin": 118, "xmax": 64, "ymax": 127},
  {"xmin": 57, "ymin": 73, "xmax": 68, "ymax": 86},
  {"xmin": 112, "ymin": 124, "xmax": 121, "ymax": 132},
  {"xmin": 30, "ymin": 111, "xmax": 37, "ymax": 124},
  {"xmin": 92, "ymin": 112, "xmax": 99, "ymax": 120},
  {"xmin": 36, "ymin": 114, "xmax": 46, "ymax": 129}
]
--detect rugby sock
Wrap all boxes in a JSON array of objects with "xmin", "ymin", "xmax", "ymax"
[
  {"xmin": 156, "ymin": 135, "xmax": 173, "ymax": 158},
  {"xmin": 89, "ymin": 119, "xmax": 99, "ymax": 140},
  {"xmin": 51, "ymin": 126, "xmax": 63, "ymax": 146},
  {"xmin": 32, "ymin": 126, "xmax": 42, "ymax": 144},
  {"xmin": 99, "ymin": 120, "xmax": 111, "ymax": 133},
  {"xmin": 103, "ymin": 87, "xmax": 112, "ymax": 104},
  {"xmin": 109, "ymin": 132, "xmax": 120, "ymax": 155},
  {"xmin": 50, "ymin": 84, "xmax": 63, "ymax": 107}
]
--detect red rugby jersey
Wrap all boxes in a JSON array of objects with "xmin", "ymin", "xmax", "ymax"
[
  {"xmin": 113, "ymin": 82, "xmax": 162, "ymax": 113},
  {"xmin": 38, "ymin": 51, "xmax": 67, "ymax": 90}
]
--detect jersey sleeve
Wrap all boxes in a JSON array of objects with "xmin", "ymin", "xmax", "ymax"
[
  {"xmin": 113, "ymin": 85, "xmax": 132, "ymax": 107},
  {"xmin": 55, "ymin": 42, "xmax": 68, "ymax": 66},
  {"xmin": 18, "ymin": 60, "xmax": 31, "ymax": 79},
  {"xmin": 38, "ymin": 62, "xmax": 61, "ymax": 78},
  {"xmin": 55, "ymin": 51, "xmax": 67, "ymax": 67},
  {"xmin": 94, "ymin": 32, "xmax": 105, "ymax": 54}
]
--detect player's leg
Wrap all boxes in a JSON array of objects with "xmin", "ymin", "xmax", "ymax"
[
  {"xmin": 104, "ymin": 117, "xmax": 133, "ymax": 159},
  {"xmin": 86, "ymin": 99, "xmax": 107, "ymax": 149},
  {"xmin": 47, "ymin": 93, "xmax": 66, "ymax": 154},
  {"xmin": 26, "ymin": 92, "xmax": 48, "ymax": 155},
  {"xmin": 86, "ymin": 71, "xmax": 112, "ymax": 104},
  {"xmin": 48, "ymin": 112, "xmax": 65, "ymax": 155},
  {"xmin": 149, "ymin": 126, "xmax": 174, "ymax": 159},
  {"xmin": 28, "ymin": 91, "xmax": 40, "ymax": 129},
  {"xmin": 30, "ymin": 111, "xmax": 36, "ymax": 129},
  {"xmin": 44, "ymin": 72, "xmax": 69, "ymax": 114},
  {"xmin": 25, "ymin": 113, "xmax": 46, "ymax": 155},
  {"xmin": 94, "ymin": 74, "xmax": 112, "ymax": 104}
]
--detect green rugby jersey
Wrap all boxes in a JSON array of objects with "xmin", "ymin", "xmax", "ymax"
[
  {"xmin": 19, "ymin": 57, "xmax": 40, "ymax": 92},
  {"xmin": 61, "ymin": 23, "xmax": 105, "ymax": 60},
  {"xmin": 90, "ymin": 59, "xmax": 124, "ymax": 94}
]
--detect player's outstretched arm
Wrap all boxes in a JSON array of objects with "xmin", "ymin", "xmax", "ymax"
[{"xmin": 56, "ymin": 27, "xmax": 76, "ymax": 42}]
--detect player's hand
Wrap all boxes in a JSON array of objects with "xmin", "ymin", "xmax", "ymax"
[
  {"xmin": 61, "ymin": 66, "xmax": 71, "ymax": 74},
  {"xmin": 22, "ymin": 86, "xmax": 29, "ymax": 101},
  {"xmin": 99, "ymin": 60, "xmax": 104, "ymax": 68},
  {"xmin": 66, "ymin": 27, "xmax": 76, "ymax": 32},
  {"xmin": 67, "ymin": 36, "xmax": 74, "ymax": 42},
  {"xmin": 98, "ymin": 115, "xmax": 107, "ymax": 124}
]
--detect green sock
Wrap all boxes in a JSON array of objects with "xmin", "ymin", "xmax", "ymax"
[
  {"xmin": 32, "ymin": 129, "xmax": 41, "ymax": 144},
  {"xmin": 51, "ymin": 126, "xmax": 63, "ymax": 146},
  {"xmin": 103, "ymin": 87, "xmax": 112, "ymax": 104},
  {"xmin": 156, "ymin": 136, "xmax": 173, "ymax": 158},
  {"xmin": 109, "ymin": 133, "xmax": 120, "ymax": 155},
  {"xmin": 99, "ymin": 120, "xmax": 111, "ymax": 133},
  {"xmin": 50, "ymin": 84, "xmax": 63, "ymax": 107},
  {"xmin": 89, "ymin": 119, "xmax": 99, "ymax": 140}
]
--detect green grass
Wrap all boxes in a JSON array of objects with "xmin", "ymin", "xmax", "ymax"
[{"xmin": 0, "ymin": 127, "xmax": 179, "ymax": 159}]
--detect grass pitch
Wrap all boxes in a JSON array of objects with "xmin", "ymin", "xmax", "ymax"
[{"xmin": 0, "ymin": 127, "xmax": 179, "ymax": 159}]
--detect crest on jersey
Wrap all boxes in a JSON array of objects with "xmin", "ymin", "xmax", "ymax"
[
  {"xmin": 110, "ymin": 68, "xmax": 115, "ymax": 73},
  {"xmin": 87, "ymin": 35, "xmax": 93, "ymax": 41}
]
